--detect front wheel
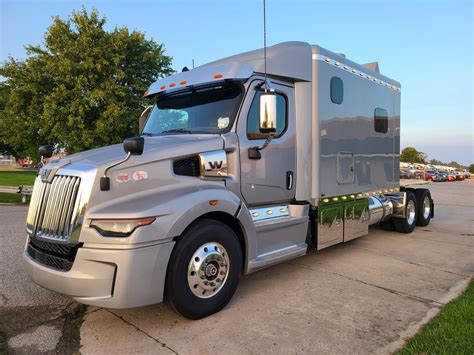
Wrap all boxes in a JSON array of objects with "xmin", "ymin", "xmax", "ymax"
[
  {"xmin": 165, "ymin": 219, "xmax": 242, "ymax": 320},
  {"xmin": 393, "ymin": 191, "xmax": 417, "ymax": 233}
]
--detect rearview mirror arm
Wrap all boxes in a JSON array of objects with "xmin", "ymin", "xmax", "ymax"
[
  {"xmin": 100, "ymin": 152, "xmax": 132, "ymax": 191},
  {"xmin": 248, "ymin": 133, "xmax": 275, "ymax": 160}
]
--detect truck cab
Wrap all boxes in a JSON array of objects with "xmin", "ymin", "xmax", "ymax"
[{"xmin": 23, "ymin": 42, "xmax": 433, "ymax": 319}]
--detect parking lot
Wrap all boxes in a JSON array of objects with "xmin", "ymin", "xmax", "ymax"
[{"xmin": 1, "ymin": 180, "xmax": 473, "ymax": 354}]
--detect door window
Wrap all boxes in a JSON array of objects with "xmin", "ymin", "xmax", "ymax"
[{"xmin": 247, "ymin": 91, "xmax": 287, "ymax": 139}]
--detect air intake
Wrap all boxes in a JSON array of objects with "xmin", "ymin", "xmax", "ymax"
[{"xmin": 173, "ymin": 156, "xmax": 200, "ymax": 177}]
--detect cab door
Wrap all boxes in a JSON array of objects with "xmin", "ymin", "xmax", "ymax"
[{"xmin": 238, "ymin": 79, "xmax": 296, "ymax": 206}]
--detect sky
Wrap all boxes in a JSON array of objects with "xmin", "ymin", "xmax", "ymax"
[{"xmin": 1, "ymin": 0, "xmax": 473, "ymax": 165}]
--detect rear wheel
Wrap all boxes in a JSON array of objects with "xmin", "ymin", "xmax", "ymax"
[
  {"xmin": 165, "ymin": 219, "xmax": 242, "ymax": 320},
  {"xmin": 414, "ymin": 189, "xmax": 432, "ymax": 226},
  {"xmin": 393, "ymin": 191, "xmax": 417, "ymax": 233},
  {"xmin": 379, "ymin": 218, "xmax": 395, "ymax": 231}
]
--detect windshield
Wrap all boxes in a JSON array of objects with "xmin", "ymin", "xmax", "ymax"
[{"xmin": 143, "ymin": 82, "xmax": 244, "ymax": 135}]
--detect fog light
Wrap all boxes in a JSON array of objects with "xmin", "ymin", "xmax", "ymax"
[{"xmin": 90, "ymin": 217, "xmax": 156, "ymax": 237}]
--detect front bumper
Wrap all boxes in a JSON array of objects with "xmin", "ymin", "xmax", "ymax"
[{"xmin": 23, "ymin": 240, "xmax": 175, "ymax": 308}]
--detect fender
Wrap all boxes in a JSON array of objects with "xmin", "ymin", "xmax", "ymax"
[
  {"xmin": 82, "ymin": 184, "xmax": 258, "ymax": 273},
  {"xmin": 165, "ymin": 188, "xmax": 241, "ymax": 238},
  {"xmin": 164, "ymin": 189, "xmax": 258, "ymax": 275}
]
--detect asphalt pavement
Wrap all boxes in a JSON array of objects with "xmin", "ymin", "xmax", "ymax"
[{"xmin": 1, "ymin": 180, "xmax": 473, "ymax": 354}]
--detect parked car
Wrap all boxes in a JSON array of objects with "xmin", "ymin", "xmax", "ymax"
[
  {"xmin": 454, "ymin": 171, "xmax": 465, "ymax": 181},
  {"xmin": 436, "ymin": 170, "xmax": 448, "ymax": 182},
  {"xmin": 400, "ymin": 168, "xmax": 414, "ymax": 179},
  {"xmin": 455, "ymin": 170, "xmax": 468, "ymax": 180},
  {"xmin": 413, "ymin": 170, "xmax": 425, "ymax": 180},
  {"xmin": 424, "ymin": 170, "xmax": 438, "ymax": 181},
  {"xmin": 437, "ymin": 171, "xmax": 448, "ymax": 182},
  {"xmin": 447, "ymin": 172, "xmax": 457, "ymax": 181}
]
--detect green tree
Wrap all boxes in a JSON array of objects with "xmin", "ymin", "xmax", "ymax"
[
  {"xmin": 469, "ymin": 164, "xmax": 474, "ymax": 174},
  {"xmin": 0, "ymin": 7, "xmax": 173, "ymax": 158},
  {"xmin": 400, "ymin": 147, "xmax": 425, "ymax": 164}
]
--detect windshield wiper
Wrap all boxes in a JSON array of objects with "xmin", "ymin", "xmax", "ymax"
[
  {"xmin": 141, "ymin": 132, "xmax": 156, "ymax": 137},
  {"xmin": 160, "ymin": 128, "xmax": 192, "ymax": 134}
]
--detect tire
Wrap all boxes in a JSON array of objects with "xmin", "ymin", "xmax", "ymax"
[
  {"xmin": 393, "ymin": 191, "xmax": 417, "ymax": 233},
  {"xmin": 165, "ymin": 219, "xmax": 242, "ymax": 320},
  {"xmin": 379, "ymin": 218, "xmax": 395, "ymax": 231},
  {"xmin": 414, "ymin": 189, "xmax": 432, "ymax": 226}
]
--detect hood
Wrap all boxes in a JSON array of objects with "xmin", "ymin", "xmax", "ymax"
[{"xmin": 49, "ymin": 135, "xmax": 224, "ymax": 171}]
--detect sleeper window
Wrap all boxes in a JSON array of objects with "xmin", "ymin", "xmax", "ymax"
[
  {"xmin": 247, "ymin": 91, "xmax": 287, "ymax": 139},
  {"xmin": 330, "ymin": 77, "xmax": 343, "ymax": 104},
  {"xmin": 374, "ymin": 108, "xmax": 388, "ymax": 133}
]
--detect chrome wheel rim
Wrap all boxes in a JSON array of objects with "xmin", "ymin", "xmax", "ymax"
[
  {"xmin": 423, "ymin": 196, "xmax": 431, "ymax": 220},
  {"xmin": 407, "ymin": 200, "xmax": 416, "ymax": 225},
  {"xmin": 187, "ymin": 242, "xmax": 230, "ymax": 299}
]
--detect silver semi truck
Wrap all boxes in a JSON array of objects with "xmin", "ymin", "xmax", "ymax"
[{"xmin": 24, "ymin": 42, "xmax": 434, "ymax": 319}]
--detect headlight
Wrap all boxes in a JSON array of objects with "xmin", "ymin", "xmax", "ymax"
[{"xmin": 90, "ymin": 217, "xmax": 156, "ymax": 237}]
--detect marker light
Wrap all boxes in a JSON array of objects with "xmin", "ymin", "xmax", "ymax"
[
  {"xmin": 213, "ymin": 74, "xmax": 223, "ymax": 79},
  {"xmin": 179, "ymin": 81, "xmax": 187, "ymax": 85},
  {"xmin": 160, "ymin": 85, "xmax": 166, "ymax": 90},
  {"xmin": 169, "ymin": 83, "xmax": 176, "ymax": 87},
  {"xmin": 90, "ymin": 217, "xmax": 156, "ymax": 237}
]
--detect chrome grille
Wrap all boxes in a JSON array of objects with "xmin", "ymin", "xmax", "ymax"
[{"xmin": 26, "ymin": 175, "xmax": 81, "ymax": 241}]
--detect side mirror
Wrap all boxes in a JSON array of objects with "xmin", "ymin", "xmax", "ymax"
[
  {"xmin": 139, "ymin": 105, "xmax": 153, "ymax": 134},
  {"xmin": 38, "ymin": 145, "xmax": 53, "ymax": 158},
  {"xmin": 259, "ymin": 93, "xmax": 277, "ymax": 134},
  {"xmin": 123, "ymin": 136, "xmax": 144, "ymax": 155}
]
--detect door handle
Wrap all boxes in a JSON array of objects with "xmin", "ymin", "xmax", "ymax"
[{"xmin": 286, "ymin": 171, "xmax": 293, "ymax": 190}]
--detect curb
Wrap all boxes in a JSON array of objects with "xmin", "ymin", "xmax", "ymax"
[{"xmin": 376, "ymin": 277, "xmax": 472, "ymax": 354}]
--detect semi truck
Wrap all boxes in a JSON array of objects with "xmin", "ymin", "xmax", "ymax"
[{"xmin": 24, "ymin": 42, "xmax": 434, "ymax": 319}]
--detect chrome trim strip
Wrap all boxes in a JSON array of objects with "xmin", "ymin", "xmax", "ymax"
[
  {"xmin": 249, "ymin": 205, "xmax": 289, "ymax": 222},
  {"xmin": 319, "ymin": 187, "xmax": 401, "ymax": 205}
]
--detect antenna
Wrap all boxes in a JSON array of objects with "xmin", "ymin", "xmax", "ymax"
[
  {"xmin": 263, "ymin": 0, "xmax": 268, "ymax": 92},
  {"xmin": 192, "ymin": 58, "xmax": 195, "ymax": 69}
]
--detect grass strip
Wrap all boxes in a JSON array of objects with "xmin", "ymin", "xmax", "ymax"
[
  {"xmin": 398, "ymin": 279, "xmax": 474, "ymax": 354},
  {"xmin": 0, "ymin": 171, "xmax": 37, "ymax": 186},
  {"xmin": 0, "ymin": 192, "xmax": 24, "ymax": 204}
]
